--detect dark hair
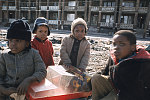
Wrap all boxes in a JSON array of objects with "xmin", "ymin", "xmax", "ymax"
[{"xmin": 114, "ymin": 30, "xmax": 136, "ymax": 45}]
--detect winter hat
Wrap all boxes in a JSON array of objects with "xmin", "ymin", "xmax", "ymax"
[
  {"xmin": 7, "ymin": 20, "xmax": 31, "ymax": 42},
  {"xmin": 32, "ymin": 17, "xmax": 50, "ymax": 35},
  {"xmin": 71, "ymin": 18, "xmax": 88, "ymax": 35}
]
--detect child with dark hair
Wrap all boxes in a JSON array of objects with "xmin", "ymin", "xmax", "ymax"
[
  {"xmin": 0, "ymin": 20, "xmax": 47, "ymax": 100},
  {"xmin": 31, "ymin": 17, "xmax": 54, "ymax": 68},
  {"xmin": 91, "ymin": 30, "xmax": 150, "ymax": 100}
]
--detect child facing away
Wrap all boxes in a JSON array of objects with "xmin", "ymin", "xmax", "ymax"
[
  {"xmin": 31, "ymin": 17, "xmax": 54, "ymax": 68},
  {"xmin": 91, "ymin": 30, "xmax": 150, "ymax": 100},
  {"xmin": 59, "ymin": 18, "xmax": 90, "ymax": 72},
  {"xmin": 0, "ymin": 20, "xmax": 47, "ymax": 100}
]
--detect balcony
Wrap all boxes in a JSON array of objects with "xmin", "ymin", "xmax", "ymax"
[
  {"xmin": 102, "ymin": 7, "xmax": 115, "ymax": 12},
  {"xmin": 40, "ymin": 6, "xmax": 48, "ymax": 11},
  {"xmin": 48, "ymin": 20, "xmax": 60, "ymax": 25},
  {"xmin": 49, "ymin": 6, "xmax": 59, "ymax": 11},
  {"xmin": 122, "ymin": 7, "xmax": 136, "ymax": 12},
  {"xmin": 77, "ymin": 6, "xmax": 84, "ymax": 11},
  {"xmin": 30, "ymin": 7, "xmax": 36, "ymax": 11},
  {"xmin": 64, "ymin": 6, "xmax": 76, "ymax": 11},
  {"xmin": 63, "ymin": 21, "xmax": 72, "ymax": 25},
  {"xmin": 138, "ymin": 7, "xmax": 148, "ymax": 13},
  {"xmin": 2, "ymin": 6, "xmax": 7, "ymax": 10},
  {"xmin": 20, "ymin": 7, "xmax": 29, "ymax": 10},
  {"xmin": 100, "ymin": 22, "xmax": 114, "ymax": 27},
  {"xmin": 120, "ymin": 23, "xmax": 133, "ymax": 29},
  {"xmin": 8, "ymin": 6, "xmax": 16, "ymax": 10},
  {"xmin": 91, "ymin": 6, "xmax": 99, "ymax": 12}
]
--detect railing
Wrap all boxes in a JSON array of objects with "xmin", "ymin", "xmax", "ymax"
[
  {"xmin": 64, "ymin": 6, "xmax": 76, "ymax": 11},
  {"xmin": 122, "ymin": 7, "xmax": 135, "ymax": 11},
  {"xmin": 8, "ymin": 6, "xmax": 16, "ymax": 10},
  {"xmin": 40, "ymin": 6, "xmax": 47, "ymax": 10},
  {"xmin": 120, "ymin": 23, "xmax": 133, "ymax": 29},
  {"xmin": 2, "ymin": 6, "xmax": 7, "ymax": 10},
  {"xmin": 49, "ymin": 6, "xmax": 59, "ymax": 11},
  {"xmin": 138, "ymin": 7, "xmax": 148, "ymax": 13},
  {"xmin": 9, "ymin": 18, "xmax": 16, "ymax": 23},
  {"xmin": 48, "ymin": 20, "xmax": 60, "ymax": 25},
  {"xmin": 100, "ymin": 22, "xmax": 114, "ymax": 27},
  {"xmin": 102, "ymin": 7, "xmax": 115, "ymax": 12},
  {"xmin": 77, "ymin": 6, "xmax": 84, "ymax": 11},
  {"xmin": 91, "ymin": 6, "xmax": 99, "ymax": 11},
  {"xmin": 30, "ymin": 7, "xmax": 36, "ymax": 10},
  {"xmin": 148, "ymin": 25, "xmax": 150, "ymax": 30},
  {"xmin": 20, "ymin": 7, "xmax": 29, "ymax": 10},
  {"xmin": 63, "ymin": 21, "xmax": 72, "ymax": 25}
]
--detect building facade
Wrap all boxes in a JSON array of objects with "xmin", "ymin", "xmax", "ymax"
[{"xmin": 0, "ymin": 0, "xmax": 150, "ymax": 37}]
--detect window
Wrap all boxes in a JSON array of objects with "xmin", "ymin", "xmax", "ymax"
[
  {"xmin": 122, "ymin": 2, "xmax": 134, "ymax": 7},
  {"xmin": 103, "ymin": 2, "xmax": 115, "ymax": 7},
  {"xmin": 67, "ymin": 14, "xmax": 75, "ymax": 21},
  {"xmin": 68, "ymin": 1, "xmax": 76, "ymax": 6},
  {"xmin": 102, "ymin": 15, "xmax": 114, "ymax": 23},
  {"xmin": 121, "ymin": 16, "xmax": 134, "ymax": 24}
]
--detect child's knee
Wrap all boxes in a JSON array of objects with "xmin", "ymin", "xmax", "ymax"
[{"xmin": 91, "ymin": 74, "xmax": 103, "ymax": 84}]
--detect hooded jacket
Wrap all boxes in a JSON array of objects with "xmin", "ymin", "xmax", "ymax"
[
  {"xmin": 102, "ymin": 47, "xmax": 150, "ymax": 100},
  {"xmin": 60, "ymin": 35, "xmax": 90, "ymax": 70},
  {"xmin": 0, "ymin": 48, "xmax": 47, "ymax": 87},
  {"xmin": 31, "ymin": 36, "xmax": 54, "ymax": 68}
]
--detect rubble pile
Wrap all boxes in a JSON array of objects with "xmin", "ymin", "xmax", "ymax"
[{"xmin": 52, "ymin": 35, "xmax": 150, "ymax": 76}]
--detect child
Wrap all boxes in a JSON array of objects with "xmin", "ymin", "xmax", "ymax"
[
  {"xmin": 59, "ymin": 18, "xmax": 90, "ymax": 72},
  {"xmin": 31, "ymin": 17, "xmax": 54, "ymax": 68},
  {"xmin": 91, "ymin": 30, "xmax": 150, "ymax": 100},
  {"xmin": 0, "ymin": 20, "xmax": 47, "ymax": 99}
]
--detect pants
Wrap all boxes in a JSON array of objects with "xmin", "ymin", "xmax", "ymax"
[{"xmin": 91, "ymin": 74, "xmax": 117, "ymax": 100}]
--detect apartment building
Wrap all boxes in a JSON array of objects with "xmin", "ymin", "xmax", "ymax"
[{"xmin": 0, "ymin": 0, "xmax": 150, "ymax": 37}]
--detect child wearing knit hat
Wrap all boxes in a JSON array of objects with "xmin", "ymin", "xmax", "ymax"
[
  {"xmin": 59, "ymin": 18, "xmax": 90, "ymax": 72},
  {"xmin": 0, "ymin": 20, "xmax": 47, "ymax": 99},
  {"xmin": 31, "ymin": 17, "xmax": 54, "ymax": 68}
]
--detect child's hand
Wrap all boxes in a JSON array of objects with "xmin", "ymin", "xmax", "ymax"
[
  {"xmin": 63, "ymin": 65, "xmax": 74, "ymax": 71},
  {"xmin": 17, "ymin": 78, "xmax": 31, "ymax": 95},
  {"xmin": 17, "ymin": 76, "xmax": 37, "ymax": 95},
  {"xmin": 3, "ymin": 87, "xmax": 17, "ymax": 96}
]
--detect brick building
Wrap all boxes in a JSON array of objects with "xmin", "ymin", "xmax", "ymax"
[{"xmin": 0, "ymin": 0, "xmax": 150, "ymax": 37}]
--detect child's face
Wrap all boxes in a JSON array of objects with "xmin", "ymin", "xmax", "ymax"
[
  {"xmin": 73, "ymin": 25, "xmax": 86, "ymax": 40},
  {"xmin": 112, "ymin": 35, "xmax": 136, "ymax": 60},
  {"xmin": 35, "ymin": 25, "xmax": 48, "ymax": 41},
  {"xmin": 8, "ymin": 39, "xmax": 29, "ymax": 54}
]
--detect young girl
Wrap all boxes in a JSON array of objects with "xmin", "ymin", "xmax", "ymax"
[
  {"xmin": 59, "ymin": 18, "xmax": 90, "ymax": 72},
  {"xmin": 0, "ymin": 20, "xmax": 47, "ymax": 100},
  {"xmin": 31, "ymin": 17, "xmax": 54, "ymax": 68}
]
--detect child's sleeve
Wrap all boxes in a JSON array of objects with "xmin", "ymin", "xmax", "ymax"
[
  {"xmin": 32, "ymin": 50, "xmax": 47, "ymax": 82},
  {"xmin": 0, "ymin": 54, "xmax": 6, "ymax": 85},
  {"xmin": 60, "ymin": 37, "xmax": 72, "ymax": 65},
  {"xmin": 101, "ymin": 57, "xmax": 113, "ymax": 75}
]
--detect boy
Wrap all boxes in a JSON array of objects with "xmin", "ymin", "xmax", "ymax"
[
  {"xmin": 59, "ymin": 18, "xmax": 90, "ymax": 72},
  {"xmin": 31, "ymin": 17, "xmax": 54, "ymax": 68},
  {"xmin": 91, "ymin": 30, "xmax": 150, "ymax": 100},
  {"xmin": 0, "ymin": 20, "xmax": 47, "ymax": 100}
]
